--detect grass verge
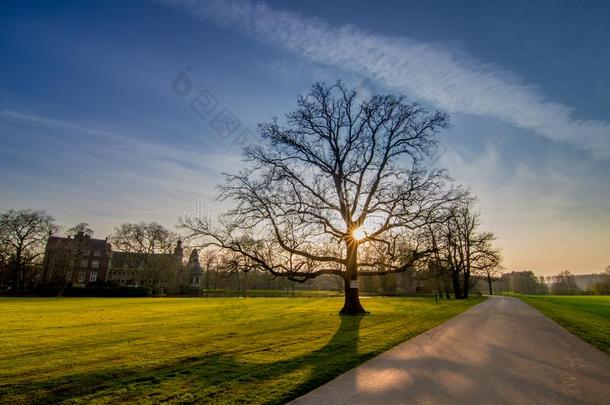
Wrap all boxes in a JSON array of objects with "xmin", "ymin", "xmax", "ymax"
[{"xmin": 519, "ymin": 295, "xmax": 610, "ymax": 354}]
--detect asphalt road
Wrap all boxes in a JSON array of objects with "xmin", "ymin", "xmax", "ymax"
[{"xmin": 290, "ymin": 295, "xmax": 610, "ymax": 405}]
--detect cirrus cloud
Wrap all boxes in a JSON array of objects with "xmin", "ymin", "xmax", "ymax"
[{"xmin": 157, "ymin": 0, "xmax": 610, "ymax": 158}]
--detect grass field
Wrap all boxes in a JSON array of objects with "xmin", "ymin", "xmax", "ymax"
[
  {"xmin": 519, "ymin": 295, "xmax": 610, "ymax": 354},
  {"xmin": 0, "ymin": 296, "xmax": 482, "ymax": 404}
]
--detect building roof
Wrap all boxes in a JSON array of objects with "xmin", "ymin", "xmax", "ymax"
[{"xmin": 46, "ymin": 235, "xmax": 109, "ymax": 252}]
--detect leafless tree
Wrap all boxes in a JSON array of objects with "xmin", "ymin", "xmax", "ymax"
[
  {"xmin": 0, "ymin": 209, "xmax": 57, "ymax": 292},
  {"xmin": 110, "ymin": 222, "xmax": 180, "ymax": 290},
  {"xmin": 111, "ymin": 222, "xmax": 179, "ymax": 254},
  {"xmin": 181, "ymin": 81, "xmax": 460, "ymax": 314},
  {"xmin": 67, "ymin": 222, "xmax": 94, "ymax": 237},
  {"xmin": 0, "ymin": 240, "xmax": 9, "ymax": 288},
  {"xmin": 428, "ymin": 198, "xmax": 500, "ymax": 298},
  {"xmin": 476, "ymin": 253, "xmax": 502, "ymax": 295},
  {"xmin": 200, "ymin": 248, "xmax": 218, "ymax": 296}
]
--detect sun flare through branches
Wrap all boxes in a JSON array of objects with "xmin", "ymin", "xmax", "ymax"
[{"xmin": 352, "ymin": 227, "xmax": 366, "ymax": 242}]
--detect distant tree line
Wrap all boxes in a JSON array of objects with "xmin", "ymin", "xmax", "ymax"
[
  {"xmin": 1, "ymin": 207, "xmax": 607, "ymax": 298},
  {"xmin": 492, "ymin": 269, "xmax": 610, "ymax": 295},
  {"xmin": 0, "ymin": 205, "xmax": 497, "ymax": 297}
]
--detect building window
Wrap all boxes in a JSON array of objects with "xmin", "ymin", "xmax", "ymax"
[
  {"xmin": 82, "ymin": 249, "xmax": 91, "ymax": 256},
  {"xmin": 78, "ymin": 272, "xmax": 86, "ymax": 282},
  {"xmin": 90, "ymin": 272, "xmax": 97, "ymax": 282},
  {"xmin": 91, "ymin": 260, "xmax": 99, "ymax": 269},
  {"xmin": 93, "ymin": 250, "xmax": 101, "ymax": 257},
  {"xmin": 66, "ymin": 270, "xmax": 73, "ymax": 280},
  {"xmin": 80, "ymin": 259, "xmax": 88, "ymax": 268}
]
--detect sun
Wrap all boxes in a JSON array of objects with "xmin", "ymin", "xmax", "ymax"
[{"xmin": 352, "ymin": 227, "xmax": 366, "ymax": 241}]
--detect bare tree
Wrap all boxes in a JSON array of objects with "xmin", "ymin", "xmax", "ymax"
[
  {"xmin": 110, "ymin": 222, "xmax": 180, "ymax": 290},
  {"xmin": 200, "ymin": 248, "xmax": 218, "ymax": 296},
  {"xmin": 181, "ymin": 82, "xmax": 459, "ymax": 314},
  {"xmin": 429, "ymin": 198, "xmax": 500, "ymax": 298},
  {"xmin": 111, "ymin": 222, "xmax": 179, "ymax": 254},
  {"xmin": 67, "ymin": 222, "xmax": 94, "ymax": 237},
  {"xmin": 0, "ymin": 209, "xmax": 57, "ymax": 292},
  {"xmin": 0, "ymin": 239, "xmax": 9, "ymax": 288},
  {"xmin": 477, "ymin": 253, "xmax": 502, "ymax": 295}
]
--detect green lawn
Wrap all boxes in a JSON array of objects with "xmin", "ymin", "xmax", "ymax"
[
  {"xmin": 0, "ymin": 296, "xmax": 482, "ymax": 404},
  {"xmin": 519, "ymin": 295, "xmax": 610, "ymax": 354}
]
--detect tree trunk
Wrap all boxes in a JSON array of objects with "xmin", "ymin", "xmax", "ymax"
[
  {"xmin": 445, "ymin": 284, "xmax": 451, "ymax": 299},
  {"xmin": 435, "ymin": 278, "xmax": 443, "ymax": 298},
  {"xmin": 452, "ymin": 270, "xmax": 462, "ymax": 299},
  {"xmin": 340, "ymin": 241, "xmax": 366, "ymax": 315},
  {"xmin": 341, "ymin": 276, "xmax": 366, "ymax": 314},
  {"xmin": 487, "ymin": 274, "xmax": 493, "ymax": 295},
  {"xmin": 10, "ymin": 258, "xmax": 18, "ymax": 291},
  {"xmin": 204, "ymin": 266, "xmax": 210, "ymax": 297},
  {"xmin": 462, "ymin": 271, "xmax": 470, "ymax": 298}
]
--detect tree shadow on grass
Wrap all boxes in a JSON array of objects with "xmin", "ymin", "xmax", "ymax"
[
  {"xmin": 6, "ymin": 315, "xmax": 367, "ymax": 404},
  {"xmin": 283, "ymin": 314, "xmax": 366, "ymax": 400}
]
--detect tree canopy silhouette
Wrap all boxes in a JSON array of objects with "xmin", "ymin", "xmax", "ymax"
[
  {"xmin": 0, "ymin": 209, "xmax": 57, "ymax": 291},
  {"xmin": 182, "ymin": 81, "xmax": 461, "ymax": 313}
]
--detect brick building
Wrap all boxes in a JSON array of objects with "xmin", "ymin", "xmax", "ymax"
[
  {"xmin": 40, "ymin": 232, "xmax": 111, "ymax": 287},
  {"xmin": 41, "ymin": 233, "xmax": 201, "ymax": 294}
]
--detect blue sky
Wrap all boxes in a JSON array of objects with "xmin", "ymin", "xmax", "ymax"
[{"xmin": 1, "ymin": 0, "xmax": 609, "ymax": 274}]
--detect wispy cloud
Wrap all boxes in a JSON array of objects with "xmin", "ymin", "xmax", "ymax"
[
  {"xmin": 157, "ymin": 0, "xmax": 610, "ymax": 158},
  {"xmin": 0, "ymin": 109, "xmax": 240, "ymax": 176},
  {"xmin": 0, "ymin": 109, "xmax": 237, "ymax": 234}
]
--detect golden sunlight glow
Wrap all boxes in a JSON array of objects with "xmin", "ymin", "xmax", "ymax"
[{"xmin": 352, "ymin": 227, "xmax": 366, "ymax": 241}]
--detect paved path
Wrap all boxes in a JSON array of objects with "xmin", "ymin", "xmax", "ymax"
[{"xmin": 291, "ymin": 296, "xmax": 610, "ymax": 405}]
